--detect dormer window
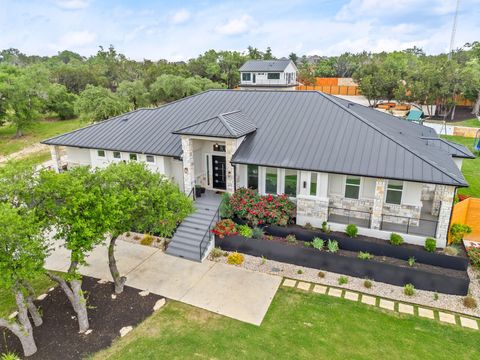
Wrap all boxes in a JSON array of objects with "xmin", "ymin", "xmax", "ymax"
[
  {"xmin": 242, "ymin": 73, "xmax": 251, "ymax": 81},
  {"xmin": 267, "ymin": 73, "xmax": 280, "ymax": 80}
]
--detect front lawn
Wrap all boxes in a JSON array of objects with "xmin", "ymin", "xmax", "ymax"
[
  {"xmin": 93, "ymin": 288, "xmax": 480, "ymax": 360},
  {"xmin": 441, "ymin": 135, "xmax": 480, "ymax": 198},
  {"xmin": 453, "ymin": 118, "xmax": 480, "ymax": 128},
  {"xmin": 0, "ymin": 118, "xmax": 83, "ymax": 156}
]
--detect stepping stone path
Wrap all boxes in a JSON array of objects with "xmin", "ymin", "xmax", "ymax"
[
  {"xmin": 153, "ymin": 298, "xmax": 166, "ymax": 311},
  {"xmin": 139, "ymin": 290, "xmax": 150, "ymax": 297},
  {"xmin": 281, "ymin": 277, "xmax": 480, "ymax": 331},
  {"xmin": 36, "ymin": 294, "xmax": 47, "ymax": 301},
  {"xmin": 119, "ymin": 326, "xmax": 133, "ymax": 337}
]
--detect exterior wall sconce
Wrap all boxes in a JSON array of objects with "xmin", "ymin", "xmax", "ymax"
[{"xmin": 303, "ymin": 181, "xmax": 307, "ymax": 189}]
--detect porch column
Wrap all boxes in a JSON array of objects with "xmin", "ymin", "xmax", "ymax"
[
  {"xmin": 435, "ymin": 185, "xmax": 455, "ymax": 247},
  {"xmin": 181, "ymin": 136, "xmax": 195, "ymax": 195},
  {"xmin": 370, "ymin": 178, "xmax": 386, "ymax": 230},
  {"xmin": 49, "ymin": 145, "xmax": 62, "ymax": 173},
  {"xmin": 225, "ymin": 139, "xmax": 239, "ymax": 193},
  {"xmin": 431, "ymin": 185, "xmax": 444, "ymax": 216}
]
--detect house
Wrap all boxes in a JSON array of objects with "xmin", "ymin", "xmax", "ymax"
[
  {"xmin": 238, "ymin": 60, "xmax": 298, "ymax": 90},
  {"xmin": 43, "ymin": 90, "xmax": 474, "ymax": 253}
]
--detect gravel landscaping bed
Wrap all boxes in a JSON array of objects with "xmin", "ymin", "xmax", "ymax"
[
  {"xmin": 118, "ymin": 231, "xmax": 170, "ymax": 250},
  {"xmin": 211, "ymin": 251, "xmax": 480, "ymax": 318}
]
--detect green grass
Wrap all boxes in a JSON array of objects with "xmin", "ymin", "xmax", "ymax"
[
  {"xmin": 0, "ymin": 118, "xmax": 83, "ymax": 156},
  {"xmin": 93, "ymin": 288, "xmax": 480, "ymax": 360},
  {"xmin": 441, "ymin": 135, "xmax": 480, "ymax": 198},
  {"xmin": 453, "ymin": 118, "xmax": 480, "ymax": 128},
  {"xmin": 0, "ymin": 274, "xmax": 55, "ymax": 318}
]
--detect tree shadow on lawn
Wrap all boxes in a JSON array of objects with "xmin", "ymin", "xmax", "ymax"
[{"xmin": 0, "ymin": 276, "xmax": 163, "ymax": 360}]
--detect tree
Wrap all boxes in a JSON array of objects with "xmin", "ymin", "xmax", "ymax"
[
  {"xmin": 0, "ymin": 203, "xmax": 46, "ymax": 357},
  {"xmin": 117, "ymin": 80, "xmax": 149, "ymax": 109},
  {"xmin": 314, "ymin": 57, "xmax": 336, "ymax": 77},
  {"xmin": 75, "ymin": 84, "xmax": 130, "ymax": 122},
  {"xmin": 263, "ymin": 47, "xmax": 274, "ymax": 60},
  {"xmin": 98, "ymin": 162, "xmax": 193, "ymax": 293},
  {"xmin": 35, "ymin": 167, "xmax": 109, "ymax": 333},
  {"xmin": 247, "ymin": 46, "xmax": 262, "ymax": 60},
  {"xmin": 45, "ymin": 83, "xmax": 77, "ymax": 119}
]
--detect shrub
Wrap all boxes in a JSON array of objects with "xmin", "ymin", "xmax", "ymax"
[
  {"xmin": 327, "ymin": 239, "xmax": 339, "ymax": 253},
  {"xmin": 267, "ymin": 235, "xmax": 273, "ymax": 241},
  {"xmin": 0, "ymin": 353, "xmax": 21, "ymax": 360},
  {"xmin": 345, "ymin": 224, "xmax": 358, "ymax": 238},
  {"xmin": 237, "ymin": 224, "xmax": 253, "ymax": 238},
  {"xmin": 227, "ymin": 252, "xmax": 244, "ymax": 265},
  {"xmin": 312, "ymin": 237, "xmax": 324, "ymax": 250},
  {"xmin": 363, "ymin": 279, "xmax": 372, "ymax": 289},
  {"xmin": 321, "ymin": 221, "xmax": 330, "ymax": 233},
  {"xmin": 450, "ymin": 223, "xmax": 472, "ymax": 244},
  {"xmin": 318, "ymin": 271, "xmax": 325, "ymax": 278},
  {"xmin": 261, "ymin": 256, "xmax": 266, "ymax": 265},
  {"xmin": 219, "ymin": 192, "xmax": 233, "ymax": 218},
  {"xmin": 467, "ymin": 247, "xmax": 480, "ymax": 270},
  {"xmin": 444, "ymin": 246, "xmax": 459, "ymax": 256},
  {"xmin": 424, "ymin": 238, "xmax": 436, "ymax": 253},
  {"xmin": 390, "ymin": 233, "xmax": 404, "ymax": 246},
  {"xmin": 211, "ymin": 219, "xmax": 238, "ymax": 238},
  {"xmin": 358, "ymin": 251, "xmax": 373, "ymax": 260},
  {"xmin": 433, "ymin": 292, "xmax": 439, "ymax": 301},
  {"xmin": 404, "ymin": 283, "xmax": 415, "ymax": 296},
  {"xmin": 141, "ymin": 233, "xmax": 154, "ymax": 246},
  {"xmin": 286, "ymin": 234, "xmax": 297, "ymax": 244},
  {"xmin": 126, "ymin": 232, "xmax": 131, "ymax": 237},
  {"xmin": 228, "ymin": 188, "xmax": 296, "ymax": 226},
  {"xmin": 338, "ymin": 276, "xmax": 348, "ymax": 285},
  {"xmin": 251, "ymin": 227, "xmax": 264, "ymax": 239},
  {"xmin": 304, "ymin": 222, "xmax": 314, "ymax": 230},
  {"xmin": 210, "ymin": 247, "xmax": 223, "ymax": 259},
  {"xmin": 463, "ymin": 295, "xmax": 477, "ymax": 309},
  {"xmin": 304, "ymin": 242, "xmax": 312, "ymax": 247},
  {"xmin": 407, "ymin": 257, "xmax": 416, "ymax": 267},
  {"xmin": 297, "ymin": 269, "xmax": 304, "ymax": 274}
]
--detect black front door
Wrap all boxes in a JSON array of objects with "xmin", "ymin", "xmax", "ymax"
[{"xmin": 212, "ymin": 155, "xmax": 226, "ymax": 190}]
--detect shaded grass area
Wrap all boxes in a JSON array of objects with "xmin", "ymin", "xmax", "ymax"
[
  {"xmin": 453, "ymin": 118, "xmax": 480, "ymax": 128},
  {"xmin": 93, "ymin": 288, "xmax": 480, "ymax": 360},
  {"xmin": 0, "ymin": 118, "xmax": 83, "ymax": 156},
  {"xmin": 441, "ymin": 135, "xmax": 480, "ymax": 198}
]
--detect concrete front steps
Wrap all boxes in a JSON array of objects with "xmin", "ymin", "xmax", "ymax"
[{"xmin": 166, "ymin": 196, "xmax": 220, "ymax": 261}]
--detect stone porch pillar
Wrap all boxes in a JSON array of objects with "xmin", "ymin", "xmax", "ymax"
[
  {"xmin": 431, "ymin": 185, "xmax": 444, "ymax": 216},
  {"xmin": 435, "ymin": 185, "xmax": 455, "ymax": 247},
  {"xmin": 181, "ymin": 136, "xmax": 195, "ymax": 195},
  {"xmin": 49, "ymin": 145, "xmax": 62, "ymax": 173},
  {"xmin": 225, "ymin": 138, "xmax": 240, "ymax": 193},
  {"xmin": 370, "ymin": 178, "xmax": 386, "ymax": 230}
]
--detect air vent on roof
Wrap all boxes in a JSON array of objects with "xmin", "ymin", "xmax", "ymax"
[
  {"xmin": 347, "ymin": 103, "xmax": 354, "ymax": 108},
  {"xmin": 121, "ymin": 117, "xmax": 129, "ymax": 122}
]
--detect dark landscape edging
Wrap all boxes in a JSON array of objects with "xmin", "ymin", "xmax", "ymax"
[
  {"xmin": 262, "ymin": 224, "xmax": 469, "ymax": 271},
  {"xmin": 216, "ymin": 234, "xmax": 469, "ymax": 296}
]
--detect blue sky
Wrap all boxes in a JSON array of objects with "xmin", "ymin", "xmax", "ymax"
[{"xmin": 1, "ymin": 0, "xmax": 479, "ymax": 60}]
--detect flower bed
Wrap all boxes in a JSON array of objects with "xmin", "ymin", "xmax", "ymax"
[{"xmin": 215, "ymin": 234, "xmax": 470, "ymax": 295}]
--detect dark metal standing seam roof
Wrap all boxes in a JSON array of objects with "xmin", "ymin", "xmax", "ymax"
[
  {"xmin": 42, "ymin": 90, "xmax": 468, "ymax": 187},
  {"xmin": 238, "ymin": 60, "xmax": 295, "ymax": 72},
  {"xmin": 422, "ymin": 138, "xmax": 475, "ymax": 159}
]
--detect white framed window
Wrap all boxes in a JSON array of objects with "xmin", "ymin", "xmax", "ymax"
[
  {"xmin": 284, "ymin": 169, "xmax": 298, "ymax": 197},
  {"xmin": 345, "ymin": 176, "xmax": 361, "ymax": 199},
  {"xmin": 265, "ymin": 167, "xmax": 278, "ymax": 194},
  {"xmin": 113, "ymin": 151, "xmax": 121, "ymax": 159},
  {"xmin": 97, "ymin": 150, "xmax": 106, "ymax": 158},
  {"xmin": 310, "ymin": 173, "xmax": 318, "ymax": 196},
  {"xmin": 146, "ymin": 155, "xmax": 155, "ymax": 163},
  {"xmin": 386, "ymin": 180, "xmax": 403, "ymax": 205},
  {"xmin": 242, "ymin": 73, "xmax": 251, "ymax": 81},
  {"xmin": 129, "ymin": 153, "xmax": 138, "ymax": 161},
  {"xmin": 267, "ymin": 72, "xmax": 280, "ymax": 80}
]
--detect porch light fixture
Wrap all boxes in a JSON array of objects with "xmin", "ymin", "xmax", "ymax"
[{"xmin": 303, "ymin": 181, "xmax": 307, "ymax": 189}]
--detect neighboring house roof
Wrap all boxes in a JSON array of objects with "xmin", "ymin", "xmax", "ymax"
[
  {"xmin": 42, "ymin": 90, "xmax": 468, "ymax": 187},
  {"xmin": 172, "ymin": 110, "xmax": 256, "ymax": 138},
  {"xmin": 422, "ymin": 137, "xmax": 475, "ymax": 159},
  {"xmin": 239, "ymin": 60, "xmax": 295, "ymax": 72}
]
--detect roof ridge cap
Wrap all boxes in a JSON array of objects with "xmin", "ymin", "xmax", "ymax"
[
  {"xmin": 315, "ymin": 92, "xmax": 463, "ymax": 185},
  {"xmin": 217, "ymin": 113, "xmax": 235, "ymax": 136}
]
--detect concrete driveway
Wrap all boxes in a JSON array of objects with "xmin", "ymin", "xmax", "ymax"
[{"xmin": 46, "ymin": 240, "xmax": 281, "ymax": 326}]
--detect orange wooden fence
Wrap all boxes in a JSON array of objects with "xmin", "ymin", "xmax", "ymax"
[
  {"xmin": 449, "ymin": 198, "xmax": 480, "ymax": 243},
  {"xmin": 296, "ymin": 84, "xmax": 361, "ymax": 95}
]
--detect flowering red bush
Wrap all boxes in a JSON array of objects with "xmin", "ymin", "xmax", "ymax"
[
  {"xmin": 211, "ymin": 219, "xmax": 238, "ymax": 238},
  {"xmin": 228, "ymin": 188, "xmax": 296, "ymax": 226}
]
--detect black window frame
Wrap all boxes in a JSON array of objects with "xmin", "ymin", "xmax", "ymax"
[
  {"xmin": 267, "ymin": 72, "xmax": 280, "ymax": 80},
  {"xmin": 242, "ymin": 72, "xmax": 251, "ymax": 81}
]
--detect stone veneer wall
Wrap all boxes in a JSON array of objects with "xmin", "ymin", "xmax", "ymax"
[
  {"xmin": 181, "ymin": 136, "xmax": 194, "ymax": 195},
  {"xmin": 421, "ymin": 183, "xmax": 436, "ymax": 201},
  {"xmin": 328, "ymin": 195, "xmax": 373, "ymax": 220},
  {"xmin": 382, "ymin": 203, "xmax": 422, "ymax": 226},
  {"xmin": 435, "ymin": 185, "xmax": 456, "ymax": 246},
  {"xmin": 296, "ymin": 196, "xmax": 329, "ymax": 227}
]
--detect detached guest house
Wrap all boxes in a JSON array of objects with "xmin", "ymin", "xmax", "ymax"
[{"xmin": 43, "ymin": 89, "xmax": 473, "ymax": 253}]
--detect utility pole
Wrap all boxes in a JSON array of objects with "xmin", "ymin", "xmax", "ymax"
[{"xmin": 448, "ymin": 0, "xmax": 460, "ymax": 61}]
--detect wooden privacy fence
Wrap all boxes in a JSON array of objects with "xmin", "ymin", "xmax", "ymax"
[
  {"xmin": 296, "ymin": 84, "xmax": 361, "ymax": 95},
  {"xmin": 449, "ymin": 198, "xmax": 480, "ymax": 243}
]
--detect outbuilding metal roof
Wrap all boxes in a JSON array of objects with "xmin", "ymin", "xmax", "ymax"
[
  {"xmin": 239, "ymin": 60, "xmax": 295, "ymax": 72},
  {"xmin": 43, "ymin": 90, "xmax": 468, "ymax": 187}
]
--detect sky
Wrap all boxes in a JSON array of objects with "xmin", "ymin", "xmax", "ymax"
[{"xmin": 1, "ymin": 0, "xmax": 479, "ymax": 61}]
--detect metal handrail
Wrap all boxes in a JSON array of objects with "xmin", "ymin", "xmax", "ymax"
[
  {"xmin": 328, "ymin": 206, "xmax": 372, "ymax": 227},
  {"xmin": 380, "ymin": 213, "xmax": 439, "ymax": 237},
  {"xmin": 186, "ymin": 186, "xmax": 195, "ymax": 201},
  {"xmin": 199, "ymin": 204, "xmax": 220, "ymax": 260}
]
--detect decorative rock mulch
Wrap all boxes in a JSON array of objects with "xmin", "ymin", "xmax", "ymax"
[
  {"xmin": 119, "ymin": 231, "xmax": 170, "ymax": 250},
  {"xmin": 211, "ymin": 251, "xmax": 480, "ymax": 318},
  {"xmin": 281, "ymin": 278, "xmax": 479, "ymax": 331}
]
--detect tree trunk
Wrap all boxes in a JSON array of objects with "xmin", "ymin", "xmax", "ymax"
[
  {"xmin": 48, "ymin": 272, "xmax": 89, "ymax": 333},
  {"xmin": 22, "ymin": 281, "xmax": 43, "ymax": 327},
  {"xmin": 15, "ymin": 127, "xmax": 23, "ymax": 138},
  {"xmin": 0, "ymin": 290, "xmax": 38, "ymax": 357},
  {"xmin": 109, "ymin": 235, "xmax": 127, "ymax": 294},
  {"xmin": 473, "ymin": 92, "xmax": 480, "ymax": 117}
]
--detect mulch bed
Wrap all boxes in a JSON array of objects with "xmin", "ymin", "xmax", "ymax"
[{"xmin": 0, "ymin": 276, "xmax": 163, "ymax": 360}]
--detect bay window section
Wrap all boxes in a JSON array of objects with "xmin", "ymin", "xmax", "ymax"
[
  {"xmin": 310, "ymin": 173, "xmax": 318, "ymax": 196},
  {"xmin": 284, "ymin": 169, "xmax": 298, "ymax": 197},
  {"xmin": 247, "ymin": 165, "xmax": 258, "ymax": 190},
  {"xmin": 265, "ymin": 167, "xmax": 278, "ymax": 194},
  {"xmin": 386, "ymin": 180, "xmax": 403, "ymax": 205},
  {"xmin": 345, "ymin": 176, "xmax": 360, "ymax": 199}
]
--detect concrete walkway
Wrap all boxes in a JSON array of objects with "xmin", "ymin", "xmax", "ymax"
[{"xmin": 46, "ymin": 240, "xmax": 281, "ymax": 326}]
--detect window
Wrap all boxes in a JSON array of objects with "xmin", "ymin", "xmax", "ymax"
[
  {"xmin": 265, "ymin": 168, "xmax": 277, "ymax": 194},
  {"xmin": 247, "ymin": 165, "xmax": 258, "ymax": 190},
  {"xmin": 386, "ymin": 180, "xmax": 403, "ymax": 205},
  {"xmin": 113, "ymin": 151, "xmax": 121, "ymax": 159},
  {"xmin": 267, "ymin": 73, "xmax": 280, "ymax": 80},
  {"xmin": 146, "ymin": 155, "xmax": 155, "ymax": 163},
  {"xmin": 284, "ymin": 170, "xmax": 298, "ymax": 197},
  {"xmin": 242, "ymin": 72, "xmax": 251, "ymax": 81},
  {"xmin": 310, "ymin": 173, "xmax": 318, "ymax": 196},
  {"xmin": 129, "ymin": 153, "xmax": 138, "ymax": 161},
  {"xmin": 345, "ymin": 176, "xmax": 361, "ymax": 199},
  {"xmin": 97, "ymin": 150, "xmax": 106, "ymax": 157}
]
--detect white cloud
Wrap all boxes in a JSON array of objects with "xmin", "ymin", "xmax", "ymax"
[
  {"xmin": 58, "ymin": 30, "xmax": 96, "ymax": 48},
  {"xmin": 215, "ymin": 14, "xmax": 256, "ymax": 36},
  {"xmin": 56, "ymin": 0, "xmax": 90, "ymax": 10},
  {"xmin": 336, "ymin": 0, "xmax": 418, "ymax": 20},
  {"xmin": 170, "ymin": 9, "xmax": 191, "ymax": 24}
]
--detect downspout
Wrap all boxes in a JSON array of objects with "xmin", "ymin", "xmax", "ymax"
[{"xmin": 233, "ymin": 164, "xmax": 237, "ymax": 192}]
